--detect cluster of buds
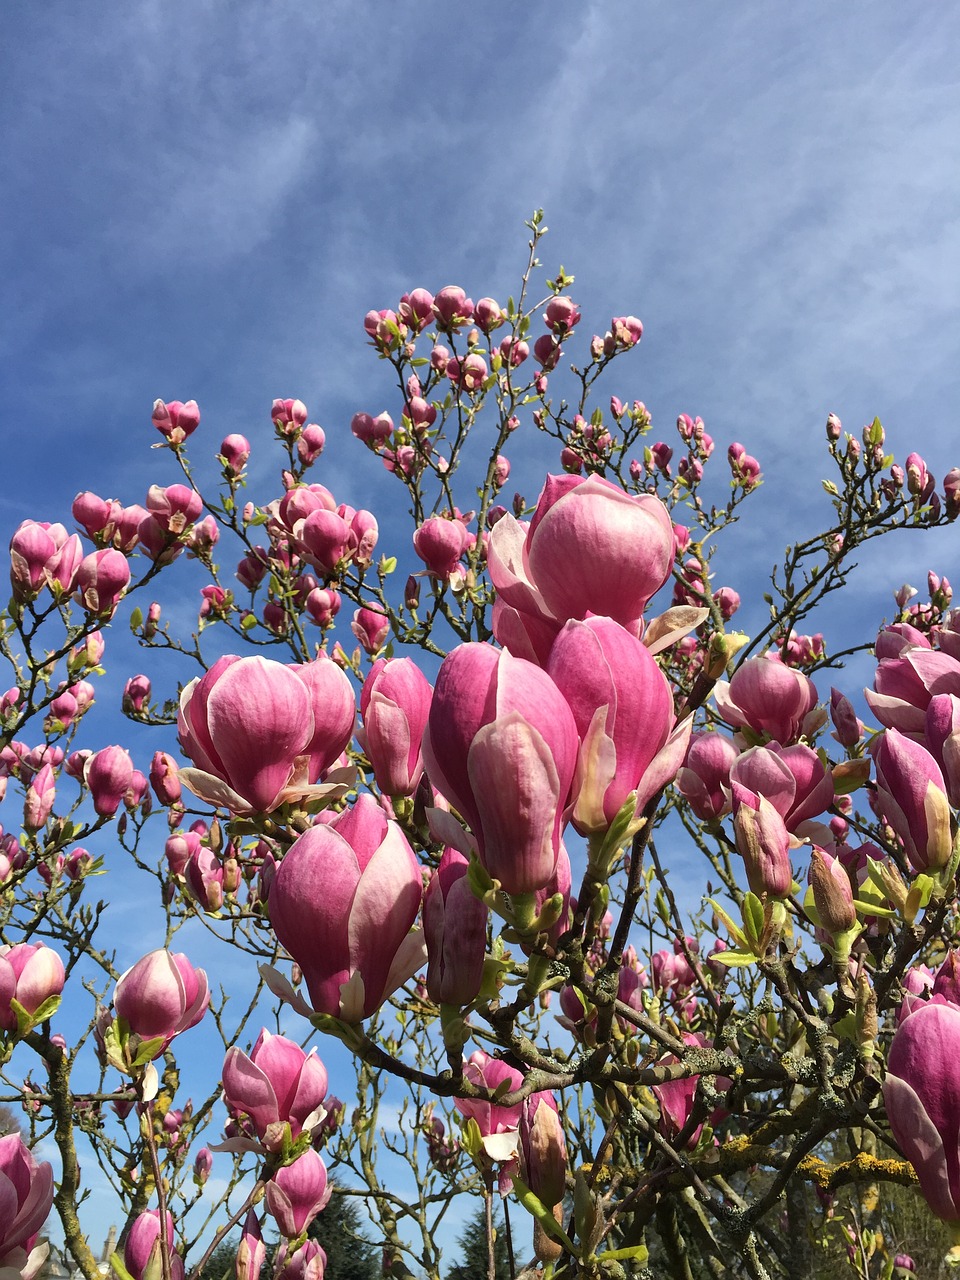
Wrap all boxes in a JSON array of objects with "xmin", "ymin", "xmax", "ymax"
[
  {"xmin": 558, "ymin": 412, "xmax": 615, "ymax": 475},
  {"xmin": 674, "ymin": 414, "xmax": 715, "ymax": 488},
  {"xmin": 591, "ymin": 315, "xmax": 643, "ymax": 359},
  {"xmin": 727, "ymin": 441, "xmax": 762, "ymax": 491},
  {"xmin": 672, "ymin": 555, "xmax": 740, "ymax": 621},
  {"xmin": 775, "ymin": 631, "xmax": 825, "ymax": 668},
  {"xmin": 10, "ymin": 519, "xmax": 131, "ymax": 619},
  {"xmin": 269, "ymin": 401, "xmax": 327, "ymax": 467}
]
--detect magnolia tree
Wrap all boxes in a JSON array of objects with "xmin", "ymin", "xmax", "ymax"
[{"xmin": 3, "ymin": 213, "xmax": 960, "ymax": 1280}]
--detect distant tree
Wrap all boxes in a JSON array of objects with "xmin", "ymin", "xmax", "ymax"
[
  {"xmin": 0, "ymin": 1103, "xmax": 22, "ymax": 1136},
  {"xmin": 200, "ymin": 1237, "xmax": 239, "ymax": 1280},
  {"xmin": 306, "ymin": 1187, "xmax": 379, "ymax": 1280},
  {"xmin": 446, "ymin": 1207, "xmax": 511, "ymax": 1280}
]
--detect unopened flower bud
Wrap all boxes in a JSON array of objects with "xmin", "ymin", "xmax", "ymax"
[{"xmin": 809, "ymin": 847, "xmax": 856, "ymax": 936}]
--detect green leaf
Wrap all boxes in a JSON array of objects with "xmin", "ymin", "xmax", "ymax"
[
  {"xmin": 28, "ymin": 994, "xmax": 62, "ymax": 1025},
  {"xmin": 742, "ymin": 892, "xmax": 765, "ymax": 947},
  {"xmin": 597, "ymin": 1245, "xmax": 649, "ymax": 1265},
  {"xmin": 459, "ymin": 1115, "xmax": 483, "ymax": 1158},
  {"xmin": 129, "ymin": 1035, "xmax": 166, "ymax": 1069},
  {"xmin": 710, "ymin": 949, "xmax": 757, "ymax": 968},
  {"xmin": 380, "ymin": 556, "xmax": 397, "ymax": 576},
  {"xmin": 512, "ymin": 1174, "xmax": 578, "ymax": 1255},
  {"xmin": 851, "ymin": 897, "xmax": 897, "ymax": 920},
  {"xmin": 129, "ymin": 607, "xmax": 143, "ymax": 632},
  {"xmin": 822, "ymin": 479, "xmax": 839, "ymax": 497},
  {"xmin": 707, "ymin": 898, "xmax": 748, "ymax": 949}
]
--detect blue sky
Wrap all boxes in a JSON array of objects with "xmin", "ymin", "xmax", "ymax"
[{"xmin": 3, "ymin": 0, "xmax": 960, "ymax": 1265}]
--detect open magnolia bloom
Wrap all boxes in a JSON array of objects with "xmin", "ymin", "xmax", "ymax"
[
  {"xmin": 0, "ymin": 1134, "xmax": 54, "ymax": 1280},
  {"xmin": 487, "ymin": 474, "xmax": 676, "ymax": 663},
  {"xmin": 267, "ymin": 795, "xmax": 426, "ymax": 1024},
  {"xmin": 218, "ymin": 1029, "xmax": 329, "ymax": 1153},
  {"xmin": 884, "ymin": 978, "xmax": 960, "ymax": 1239},
  {"xmin": 177, "ymin": 653, "xmax": 356, "ymax": 814},
  {"xmin": 422, "ymin": 642, "xmax": 579, "ymax": 895}
]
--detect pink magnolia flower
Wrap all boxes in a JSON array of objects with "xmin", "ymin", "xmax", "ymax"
[
  {"xmin": 676, "ymin": 731, "xmax": 739, "ymax": 821},
  {"xmin": 454, "ymin": 1051, "xmax": 525, "ymax": 1162},
  {"xmin": 518, "ymin": 1091, "xmax": 567, "ymax": 1209},
  {"xmin": 866, "ymin": 644, "xmax": 960, "ymax": 734},
  {"xmin": 177, "ymin": 654, "xmax": 355, "ymax": 814},
  {"xmin": 729, "ymin": 743, "xmax": 834, "ymax": 835},
  {"xmin": 731, "ymin": 782, "xmax": 793, "ymax": 898},
  {"xmin": 150, "ymin": 751, "xmax": 182, "ymax": 806},
  {"xmin": 489, "ymin": 474, "xmax": 675, "ymax": 648},
  {"xmin": 830, "ymin": 688, "xmax": 863, "ymax": 747},
  {"xmin": 873, "ymin": 729, "xmax": 953, "ymax": 872},
  {"xmin": 884, "ymin": 985, "xmax": 960, "ymax": 1224},
  {"xmin": 124, "ymin": 1209, "xmax": 184, "ymax": 1280},
  {"xmin": 0, "ymin": 1134, "xmax": 54, "ymax": 1280},
  {"xmin": 123, "ymin": 674, "xmax": 152, "ymax": 715},
  {"xmin": 74, "ymin": 548, "xmax": 131, "ymax": 616},
  {"xmin": 297, "ymin": 509, "xmax": 351, "ymax": 574},
  {"xmin": 547, "ymin": 617, "xmax": 677, "ymax": 835},
  {"xmin": 268, "ymin": 795, "xmax": 426, "ymax": 1023},
  {"xmin": 474, "ymin": 297, "xmax": 504, "ymax": 333},
  {"xmin": 399, "ymin": 288, "xmax": 435, "ymax": 332},
  {"xmin": 350, "ymin": 411, "xmax": 393, "ymax": 447},
  {"xmin": 351, "ymin": 607, "xmax": 390, "ymax": 655},
  {"xmin": 235, "ymin": 1209, "xmax": 265, "ymax": 1280},
  {"xmin": 714, "ymin": 655, "xmax": 819, "ymax": 744},
  {"xmin": 422, "ymin": 643, "xmax": 579, "ymax": 894},
  {"xmin": 297, "ymin": 425, "xmax": 326, "ymax": 465},
  {"xmin": 84, "ymin": 745, "xmax": 135, "ymax": 817},
  {"xmin": 272, "ymin": 399, "xmax": 308, "ymax": 430},
  {"xmin": 305, "ymin": 587, "xmax": 341, "ymax": 628},
  {"xmin": 23, "ymin": 762, "xmax": 56, "ymax": 832},
  {"xmin": 652, "ymin": 1033, "xmax": 729, "ymax": 1149},
  {"xmin": 926, "ymin": 693, "xmax": 960, "ymax": 807},
  {"xmin": 447, "ymin": 353, "xmax": 488, "ymax": 393},
  {"xmin": 499, "ymin": 336, "xmax": 529, "ymax": 367},
  {"xmin": 432, "ymin": 286, "xmax": 474, "ymax": 331},
  {"xmin": 220, "ymin": 434, "xmax": 251, "ymax": 474},
  {"xmin": 114, "ymin": 949, "xmax": 209, "ymax": 1053},
  {"xmin": 544, "ymin": 296, "xmax": 581, "ymax": 334},
  {"xmin": 728, "ymin": 442, "xmax": 762, "ymax": 490},
  {"xmin": 612, "ymin": 315, "xmax": 643, "ymax": 347},
  {"xmin": 152, "ymin": 398, "xmax": 200, "ymax": 444},
  {"xmin": 533, "ymin": 334, "xmax": 562, "ymax": 371},
  {"xmin": 423, "ymin": 848, "xmax": 489, "ymax": 1007},
  {"xmin": 183, "ymin": 846, "xmax": 225, "ymax": 912},
  {"xmin": 221, "ymin": 1029, "xmax": 329, "ymax": 1149},
  {"xmin": 278, "ymin": 1240, "xmax": 327, "ymax": 1280},
  {"xmin": 0, "ymin": 943, "xmax": 65, "ymax": 1032},
  {"xmin": 10, "ymin": 521, "xmax": 59, "ymax": 599},
  {"xmin": 144, "ymin": 483, "xmax": 203, "ymax": 534},
  {"xmin": 358, "ymin": 658, "xmax": 433, "ymax": 798},
  {"xmin": 265, "ymin": 1149, "xmax": 331, "ymax": 1239},
  {"xmin": 413, "ymin": 516, "xmax": 473, "ymax": 581},
  {"xmin": 193, "ymin": 1147, "xmax": 213, "ymax": 1187}
]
